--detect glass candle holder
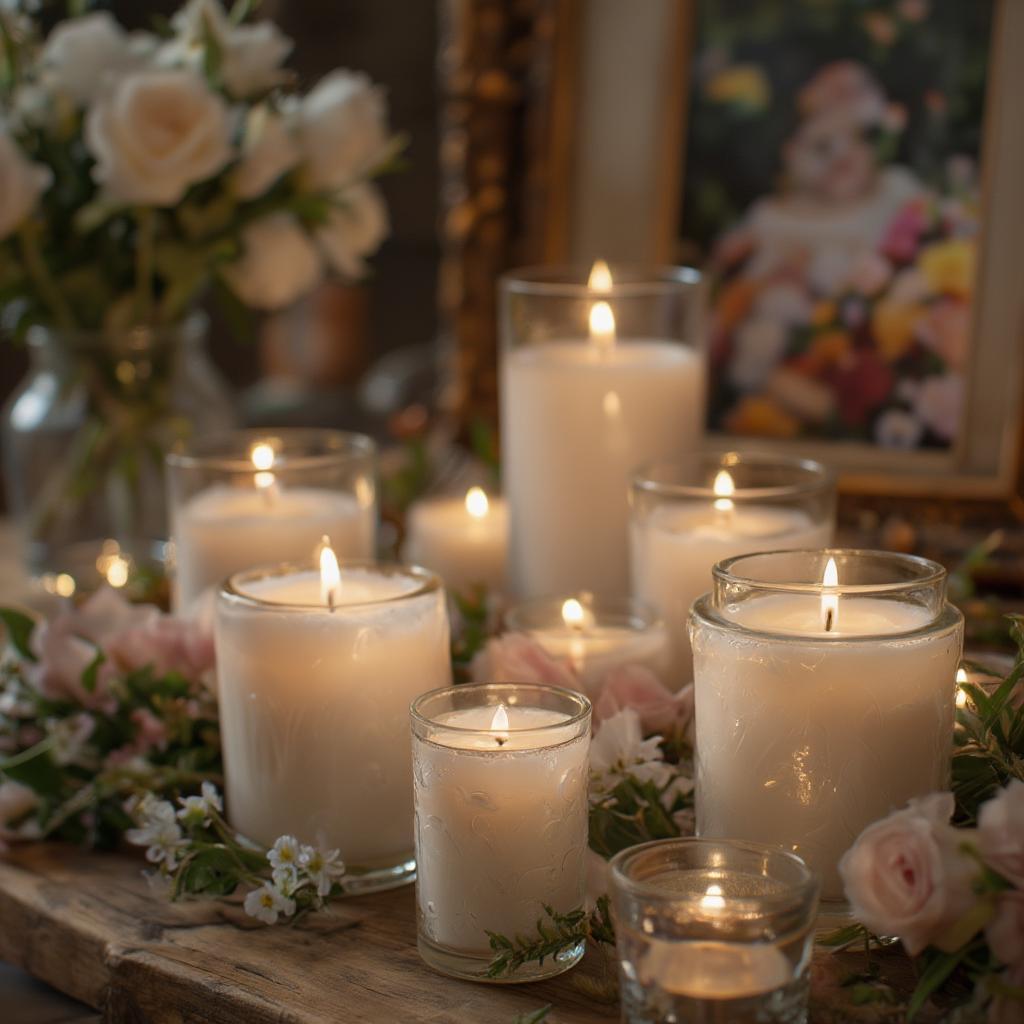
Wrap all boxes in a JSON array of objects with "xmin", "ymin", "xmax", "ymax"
[
  {"xmin": 610, "ymin": 838, "xmax": 819, "ymax": 1024},
  {"xmin": 411, "ymin": 682, "xmax": 591, "ymax": 982},
  {"xmin": 503, "ymin": 595, "xmax": 669, "ymax": 697},
  {"xmin": 166, "ymin": 428, "xmax": 376, "ymax": 611},
  {"xmin": 690, "ymin": 549, "xmax": 964, "ymax": 904},
  {"xmin": 216, "ymin": 559, "xmax": 450, "ymax": 893},
  {"xmin": 500, "ymin": 264, "xmax": 705, "ymax": 601},
  {"xmin": 630, "ymin": 453, "xmax": 835, "ymax": 688}
]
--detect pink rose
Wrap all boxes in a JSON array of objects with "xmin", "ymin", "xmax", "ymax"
[
  {"xmin": 839, "ymin": 792, "xmax": 978, "ymax": 955},
  {"xmin": 987, "ymin": 891, "xmax": 1024, "ymax": 967},
  {"xmin": 979, "ymin": 781, "xmax": 1024, "ymax": 888},
  {"xmin": 988, "ymin": 961, "xmax": 1024, "ymax": 1024},
  {"xmin": 470, "ymin": 633, "xmax": 577, "ymax": 690},
  {"xmin": 129, "ymin": 708, "xmax": 169, "ymax": 754},
  {"xmin": 594, "ymin": 665, "xmax": 693, "ymax": 738},
  {"xmin": 0, "ymin": 780, "xmax": 38, "ymax": 853}
]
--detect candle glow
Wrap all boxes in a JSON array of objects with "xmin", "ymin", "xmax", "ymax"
[
  {"xmin": 251, "ymin": 441, "xmax": 277, "ymax": 495},
  {"xmin": 712, "ymin": 469, "xmax": 735, "ymax": 514},
  {"xmin": 821, "ymin": 557, "xmax": 839, "ymax": 632},
  {"xmin": 589, "ymin": 300, "xmax": 616, "ymax": 351},
  {"xmin": 588, "ymin": 259, "xmax": 613, "ymax": 292},
  {"xmin": 319, "ymin": 537, "xmax": 342, "ymax": 608},
  {"xmin": 700, "ymin": 883, "xmax": 726, "ymax": 911},
  {"xmin": 465, "ymin": 486, "xmax": 489, "ymax": 519},
  {"xmin": 956, "ymin": 667, "xmax": 969, "ymax": 709}
]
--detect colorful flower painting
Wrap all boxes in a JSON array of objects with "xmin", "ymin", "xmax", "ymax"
[{"xmin": 681, "ymin": 0, "xmax": 994, "ymax": 450}]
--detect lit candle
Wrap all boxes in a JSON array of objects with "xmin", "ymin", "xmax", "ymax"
[
  {"xmin": 168, "ymin": 431, "xmax": 376, "ymax": 612},
  {"xmin": 501, "ymin": 264, "xmax": 704, "ymax": 600},
  {"xmin": 630, "ymin": 455, "xmax": 834, "ymax": 687},
  {"xmin": 690, "ymin": 550, "xmax": 963, "ymax": 902},
  {"xmin": 504, "ymin": 595, "xmax": 670, "ymax": 696},
  {"xmin": 402, "ymin": 487, "xmax": 508, "ymax": 594},
  {"xmin": 411, "ymin": 683, "xmax": 591, "ymax": 981},
  {"xmin": 215, "ymin": 544, "xmax": 451, "ymax": 891}
]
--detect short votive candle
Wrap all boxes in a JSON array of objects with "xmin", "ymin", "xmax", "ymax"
[
  {"xmin": 690, "ymin": 550, "xmax": 963, "ymax": 902},
  {"xmin": 610, "ymin": 838, "xmax": 819, "ymax": 1024},
  {"xmin": 411, "ymin": 683, "xmax": 591, "ymax": 982}
]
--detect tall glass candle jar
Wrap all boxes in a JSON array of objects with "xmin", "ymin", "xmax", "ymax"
[
  {"xmin": 167, "ymin": 428, "xmax": 376, "ymax": 611},
  {"xmin": 500, "ymin": 265, "xmax": 705, "ymax": 600},
  {"xmin": 610, "ymin": 838, "xmax": 819, "ymax": 1024},
  {"xmin": 216, "ymin": 556, "xmax": 450, "ymax": 893},
  {"xmin": 690, "ymin": 550, "xmax": 963, "ymax": 903},
  {"xmin": 411, "ymin": 683, "xmax": 591, "ymax": 981},
  {"xmin": 630, "ymin": 454, "xmax": 835, "ymax": 688}
]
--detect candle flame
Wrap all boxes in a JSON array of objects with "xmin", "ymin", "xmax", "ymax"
[
  {"xmin": 465, "ymin": 486, "xmax": 489, "ymax": 519},
  {"xmin": 491, "ymin": 702, "xmax": 510, "ymax": 746},
  {"xmin": 588, "ymin": 259, "xmax": 612, "ymax": 292},
  {"xmin": 712, "ymin": 469, "xmax": 735, "ymax": 514},
  {"xmin": 589, "ymin": 300, "xmax": 615, "ymax": 351},
  {"xmin": 821, "ymin": 557, "xmax": 839, "ymax": 632},
  {"xmin": 562, "ymin": 598, "xmax": 586, "ymax": 630},
  {"xmin": 319, "ymin": 536, "xmax": 341, "ymax": 609},
  {"xmin": 956, "ymin": 667, "xmax": 968, "ymax": 709},
  {"xmin": 251, "ymin": 442, "xmax": 277, "ymax": 497},
  {"xmin": 700, "ymin": 883, "xmax": 726, "ymax": 911}
]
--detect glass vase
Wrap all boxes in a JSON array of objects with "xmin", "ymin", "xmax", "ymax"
[{"xmin": 1, "ymin": 314, "xmax": 233, "ymax": 588}]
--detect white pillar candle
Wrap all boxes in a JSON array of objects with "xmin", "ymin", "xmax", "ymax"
[
  {"xmin": 501, "ymin": 265, "xmax": 704, "ymax": 599},
  {"xmin": 411, "ymin": 684, "xmax": 591, "ymax": 981},
  {"xmin": 690, "ymin": 551, "xmax": 963, "ymax": 901},
  {"xmin": 216, "ymin": 546, "xmax": 450, "ymax": 891},
  {"xmin": 402, "ymin": 487, "xmax": 508, "ymax": 594},
  {"xmin": 631, "ymin": 456, "xmax": 835, "ymax": 688},
  {"xmin": 505, "ymin": 596, "xmax": 669, "ymax": 697}
]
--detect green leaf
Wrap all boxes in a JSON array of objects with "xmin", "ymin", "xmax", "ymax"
[
  {"xmin": 1, "ymin": 747, "xmax": 63, "ymax": 798},
  {"xmin": 907, "ymin": 948, "xmax": 969, "ymax": 1020},
  {"xmin": 512, "ymin": 1007, "xmax": 552, "ymax": 1024},
  {"xmin": 0, "ymin": 608, "xmax": 37, "ymax": 662},
  {"xmin": 176, "ymin": 846, "xmax": 244, "ymax": 898},
  {"xmin": 81, "ymin": 649, "xmax": 105, "ymax": 694}
]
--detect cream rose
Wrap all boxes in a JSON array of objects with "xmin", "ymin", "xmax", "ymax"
[
  {"xmin": 979, "ymin": 781, "xmax": 1024, "ymax": 888},
  {"xmin": 41, "ymin": 12, "xmax": 156, "ymax": 106},
  {"xmin": 86, "ymin": 69, "xmax": 233, "ymax": 206},
  {"xmin": 315, "ymin": 183, "xmax": 389, "ymax": 278},
  {"xmin": 298, "ymin": 70, "xmax": 389, "ymax": 190},
  {"xmin": 0, "ymin": 129, "xmax": 51, "ymax": 240},
  {"xmin": 232, "ymin": 107, "xmax": 299, "ymax": 200},
  {"xmin": 839, "ymin": 792, "xmax": 978, "ymax": 955},
  {"xmin": 221, "ymin": 213, "xmax": 322, "ymax": 311}
]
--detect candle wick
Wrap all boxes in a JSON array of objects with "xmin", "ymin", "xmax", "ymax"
[
  {"xmin": 825, "ymin": 607, "xmax": 834, "ymax": 632},
  {"xmin": 495, "ymin": 736, "xmax": 507, "ymax": 748},
  {"xmin": 328, "ymin": 590, "xmax": 336, "ymax": 613}
]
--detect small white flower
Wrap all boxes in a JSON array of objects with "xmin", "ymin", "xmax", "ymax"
[
  {"xmin": 126, "ymin": 798, "xmax": 184, "ymax": 870},
  {"xmin": 298, "ymin": 843, "xmax": 346, "ymax": 897},
  {"xmin": 176, "ymin": 781, "xmax": 223, "ymax": 826},
  {"xmin": 316, "ymin": 182, "xmax": 389, "ymax": 279},
  {"xmin": 243, "ymin": 881, "xmax": 296, "ymax": 925},
  {"xmin": 47, "ymin": 712, "xmax": 96, "ymax": 766},
  {"xmin": 267, "ymin": 834, "xmax": 301, "ymax": 873},
  {"xmin": 232, "ymin": 106, "xmax": 299, "ymax": 199},
  {"xmin": 659, "ymin": 774, "xmax": 695, "ymax": 812},
  {"xmin": 589, "ymin": 708, "xmax": 674, "ymax": 797},
  {"xmin": 0, "ymin": 128, "xmax": 51, "ymax": 242}
]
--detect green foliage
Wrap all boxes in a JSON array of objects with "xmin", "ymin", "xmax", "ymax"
[
  {"xmin": 512, "ymin": 1008, "xmax": 552, "ymax": 1024},
  {"xmin": 0, "ymin": 608, "xmax": 37, "ymax": 661},
  {"xmin": 450, "ymin": 587, "xmax": 490, "ymax": 681},
  {"xmin": 588, "ymin": 777, "xmax": 684, "ymax": 860},
  {"xmin": 487, "ymin": 904, "xmax": 592, "ymax": 979}
]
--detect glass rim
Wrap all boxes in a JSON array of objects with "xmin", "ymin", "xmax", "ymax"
[
  {"xmin": 500, "ymin": 263, "xmax": 701, "ymax": 298},
  {"xmin": 166, "ymin": 427, "xmax": 377, "ymax": 473},
  {"xmin": 410, "ymin": 682, "xmax": 592, "ymax": 737},
  {"xmin": 609, "ymin": 837, "xmax": 819, "ymax": 911},
  {"xmin": 632, "ymin": 452, "xmax": 834, "ymax": 502},
  {"xmin": 503, "ymin": 594, "xmax": 663, "ymax": 633},
  {"xmin": 219, "ymin": 559, "xmax": 441, "ymax": 612}
]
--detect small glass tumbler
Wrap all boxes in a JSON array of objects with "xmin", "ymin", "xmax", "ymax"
[
  {"xmin": 690, "ymin": 549, "xmax": 963, "ymax": 904},
  {"xmin": 630, "ymin": 453, "xmax": 835, "ymax": 688},
  {"xmin": 166, "ymin": 428, "xmax": 376, "ymax": 611},
  {"xmin": 610, "ymin": 838, "xmax": 820, "ymax": 1024},
  {"xmin": 411, "ymin": 682, "xmax": 591, "ymax": 982},
  {"xmin": 500, "ymin": 265, "xmax": 705, "ymax": 600}
]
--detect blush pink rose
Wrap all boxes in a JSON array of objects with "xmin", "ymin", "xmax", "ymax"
[
  {"xmin": 594, "ymin": 665, "xmax": 693, "ymax": 738},
  {"xmin": 979, "ymin": 781, "xmax": 1024, "ymax": 888},
  {"xmin": 470, "ymin": 633, "xmax": 576, "ymax": 690},
  {"xmin": 987, "ymin": 891, "xmax": 1024, "ymax": 967},
  {"xmin": 839, "ymin": 792, "xmax": 978, "ymax": 955}
]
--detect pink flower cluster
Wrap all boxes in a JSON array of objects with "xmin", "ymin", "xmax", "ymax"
[{"xmin": 840, "ymin": 782, "xmax": 1024, "ymax": 1021}]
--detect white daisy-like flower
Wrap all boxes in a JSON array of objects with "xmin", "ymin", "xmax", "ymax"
[
  {"xmin": 126, "ymin": 796, "xmax": 184, "ymax": 869},
  {"xmin": 299, "ymin": 843, "xmax": 346, "ymax": 897},
  {"xmin": 267, "ymin": 834, "xmax": 302, "ymax": 886},
  {"xmin": 243, "ymin": 881, "xmax": 296, "ymax": 925},
  {"xmin": 176, "ymin": 781, "xmax": 223, "ymax": 827},
  {"xmin": 589, "ymin": 708, "xmax": 674, "ymax": 798},
  {"xmin": 659, "ymin": 774, "xmax": 695, "ymax": 811}
]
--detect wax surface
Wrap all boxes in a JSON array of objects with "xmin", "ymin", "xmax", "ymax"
[
  {"xmin": 640, "ymin": 940, "xmax": 793, "ymax": 999},
  {"xmin": 503, "ymin": 340, "xmax": 704, "ymax": 599},
  {"xmin": 236, "ymin": 567, "xmax": 420, "ymax": 607},
  {"xmin": 725, "ymin": 593, "xmax": 933, "ymax": 637},
  {"xmin": 427, "ymin": 705, "xmax": 573, "ymax": 751}
]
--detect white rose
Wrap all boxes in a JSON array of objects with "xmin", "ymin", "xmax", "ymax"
[
  {"xmin": 979, "ymin": 781, "xmax": 1024, "ymax": 888},
  {"xmin": 316, "ymin": 183, "xmax": 389, "ymax": 278},
  {"xmin": 222, "ymin": 213, "xmax": 322, "ymax": 311},
  {"xmin": 232, "ymin": 107, "xmax": 299, "ymax": 200},
  {"xmin": 839, "ymin": 792, "xmax": 978, "ymax": 955},
  {"xmin": 41, "ymin": 12, "xmax": 157, "ymax": 106},
  {"xmin": 85, "ymin": 69, "xmax": 233, "ymax": 206},
  {"xmin": 0, "ymin": 129, "xmax": 51, "ymax": 241},
  {"xmin": 167, "ymin": 0, "xmax": 292, "ymax": 99},
  {"xmin": 298, "ymin": 70, "xmax": 389, "ymax": 191}
]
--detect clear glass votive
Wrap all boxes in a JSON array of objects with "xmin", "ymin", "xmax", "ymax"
[
  {"xmin": 610, "ymin": 838, "xmax": 819, "ymax": 1024},
  {"xmin": 216, "ymin": 559, "xmax": 451, "ymax": 893},
  {"xmin": 690, "ymin": 549, "xmax": 963, "ymax": 904},
  {"xmin": 500, "ymin": 265, "xmax": 705, "ymax": 601},
  {"xmin": 630, "ymin": 453, "xmax": 835, "ymax": 688},
  {"xmin": 411, "ymin": 682, "xmax": 591, "ymax": 982},
  {"xmin": 503, "ymin": 595, "xmax": 669, "ymax": 697},
  {"xmin": 166, "ymin": 428, "xmax": 376, "ymax": 611}
]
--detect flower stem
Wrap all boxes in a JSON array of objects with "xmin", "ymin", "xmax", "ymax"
[
  {"xmin": 134, "ymin": 207, "xmax": 156, "ymax": 325},
  {"xmin": 18, "ymin": 222, "xmax": 74, "ymax": 329}
]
